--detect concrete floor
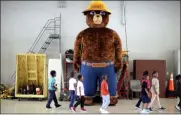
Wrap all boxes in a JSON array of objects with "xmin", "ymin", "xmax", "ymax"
[{"xmin": 0, "ymin": 98, "xmax": 180, "ymax": 114}]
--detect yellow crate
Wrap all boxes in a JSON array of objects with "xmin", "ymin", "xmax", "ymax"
[{"xmin": 15, "ymin": 53, "xmax": 48, "ymax": 98}]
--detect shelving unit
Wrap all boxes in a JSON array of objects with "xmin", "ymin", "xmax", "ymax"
[
  {"xmin": 117, "ymin": 51, "xmax": 130, "ymax": 99},
  {"xmin": 15, "ymin": 53, "xmax": 47, "ymax": 100},
  {"xmin": 64, "ymin": 54, "xmax": 73, "ymax": 88}
]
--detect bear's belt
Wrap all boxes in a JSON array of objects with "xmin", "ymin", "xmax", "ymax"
[{"xmin": 82, "ymin": 61, "xmax": 114, "ymax": 67}]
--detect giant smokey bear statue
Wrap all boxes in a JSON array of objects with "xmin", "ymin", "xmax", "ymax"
[{"xmin": 73, "ymin": 1, "xmax": 122, "ymax": 105}]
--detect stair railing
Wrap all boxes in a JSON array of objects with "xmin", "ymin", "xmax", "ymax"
[{"xmin": 29, "ymin": 17, "xmax": 61, "ymax": 53}]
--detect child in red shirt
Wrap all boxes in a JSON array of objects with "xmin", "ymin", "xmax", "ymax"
[{"xmin": 99, "ymin": 75, "xmax": 110, "ymax": 113}]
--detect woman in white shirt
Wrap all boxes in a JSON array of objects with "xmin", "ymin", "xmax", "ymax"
[
  {"xmin": 71, "ymin": 74, "xmax": 87, "ymax": 112},
  {"xmin": 148, "ymin": 71, "xmax": 166, "ymax": 111}
]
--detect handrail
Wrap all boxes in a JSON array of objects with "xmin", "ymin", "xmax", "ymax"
[
  {"xmin": 30, "ymin": 26, "xmax": 48, "ymax": 52},
  {"xmin": 31, "ymin": 24, "xmax": 60, "ymax": 52},
  {"xmin": 11, "ymin": 71, "xmax": 16, "ymax": 80},
  {"xmin": 29, "ymin": 18, "xmax": 61, "ymax": 52},
  {"xmin": 28, "ymin": 19, "xmax": 53, "ymax": 52}
]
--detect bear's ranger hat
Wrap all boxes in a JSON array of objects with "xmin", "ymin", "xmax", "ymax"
[{"xmin": 83, "ymin": 1, "xmax": 111, "ymax": 14}]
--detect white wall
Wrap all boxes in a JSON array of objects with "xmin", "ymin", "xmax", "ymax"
[
  {"xmin": 1, "ymin": 1, "xmax": 180, "ymax": 85},
  {"xmin": 174, "ymin": 49, "xmax": 180, "ymax": 76}
]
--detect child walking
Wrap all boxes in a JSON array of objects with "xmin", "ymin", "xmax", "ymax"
[
  {"xmin": 72, "ymin": 74, "xmax": 87, "ymax": 112},
  {"xmin": 99, "ymin": 75, "xmax": 110, "ymax": 113},
  {"xmin": 175, "ymin": 74, "xmax": 181, "ymax": 112},
  {"xmin": 140, "ymin": 71, "xmax": 152, "ymax": 113},
  {"xmin": 135, "ymin": 75, "xmax": 151, "ymax": 109},
  {"xmin": 69, "ymin": 72, "xmax": 77, "ymax": 109},
  {"xmin": 46, "ymin": 70, "xmax": 61, "ymax": 109},
  {"xmin": 148, "ymin": 71, "xmax": 166, "ymax": 111}
]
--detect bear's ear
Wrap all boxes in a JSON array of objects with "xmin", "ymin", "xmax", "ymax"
[
  {"xmin": 105, "ymin": 12, "xmax": 111, "ymax": 16},
  {"xmin": 82, "ymin": 11, "xmax": 90, "ymax": 16}
]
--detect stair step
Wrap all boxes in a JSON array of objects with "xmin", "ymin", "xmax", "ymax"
[
  {"xmin": 45, "ymin": 42, "xmax": 51, "ymax": 44},
  {"xmin": 28, "ymin": 51, "xmax": 36, "ymax": 53},
  {"xmin": 49, "ymin": 34, "xmax": 60, "ymax": 39},
  {"xmin": 41, "ymin": 47, "xmax": 47, "ymax": 50}
]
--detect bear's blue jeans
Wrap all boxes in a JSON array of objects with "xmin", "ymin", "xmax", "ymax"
[{"xmin": 80, "ymin": 62, "xmax": 116, "ymax": 96}]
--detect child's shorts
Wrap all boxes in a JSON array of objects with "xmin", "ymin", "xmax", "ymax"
[{"xmin": 141, "ymin": 95, "xmax": 151, "ymax": 103}]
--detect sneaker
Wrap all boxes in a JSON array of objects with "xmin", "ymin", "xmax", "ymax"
[
  {"xmin": 46, "ymin": 106, "xmax": 52, "ymax": 109},
  {"xmin": 71, "ymin": 107, "xmax": 76, "ymax": 112},
  {"xmin": 149, "ymin": 107, "xmax": 153, "ymax": 112},
  {"xmin": 159, "ymin": 107, "xmax": 166, "ymax": 110},
  {"xmin": 55, "ymin": 104, "xmax": 61, "ymax": 108},
  {"xmin": 100, "ymin": 108, "xmax": 109, "ymax": 113},
  {"xmin": 135, "ymin": 106, "xmax": 140, "ymax": 109},
  {"xmin": 175, "ymin": 105, "xmax": 180, "ymax": 111},
  {"xmin": 140, "ymin": 109, "xmax": 149, "ymax": 113},
  {"xmin": 99, "ymin": 108, "xmax": 104, "ymax": 112},
  {"xmin": 81, "ymin": 108, "xmax": 87, "ymax": 112},
  {"xmin": 102, "ymin": 110, "xmax": 109, "ymax": 113}
]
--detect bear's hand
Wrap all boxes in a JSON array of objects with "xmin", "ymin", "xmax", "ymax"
[
  {"xmin": 115, "ymin": 64, "xmax": 128, "ymax": 74},
  {"xmin": 114, "ymin": 67, "xmax": 118, "ymax": 73},
  {"xmin": 114, "ymin": 66, "xmax": 122, "ymax": 73}
]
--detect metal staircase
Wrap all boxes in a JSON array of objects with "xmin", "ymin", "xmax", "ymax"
[{"xmin": 11, "ymin": 16, "xmax": 62, "ymax": 81}]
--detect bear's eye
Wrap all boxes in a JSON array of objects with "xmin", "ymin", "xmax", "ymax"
[
  {"xmin": 100, "ymin": 11, "xmax": 106, "ymax": 16},
  {"xmin": 90, "ymin": 11, "xmax": 96, "ymax": 16}
]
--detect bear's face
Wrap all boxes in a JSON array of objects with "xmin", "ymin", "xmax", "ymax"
[{"xmin": 84, "ymin": 11, "xmax": 110, "ymax": 28}]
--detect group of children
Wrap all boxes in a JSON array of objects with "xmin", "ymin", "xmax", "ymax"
[
  {"xmin": 45, "ymin": 70, "xmax": 87, "ymax": 112},
  {"xmin": 69, "ymin": 72, "xmax": 87, "ymax": 112},
  {"xmin": 135, "ymin": 70, "xmax": 181, "ymax": 113},
  {"xmin": 46, "ymin": 70, "xmax": 181, "ymax": 113},
  {"xmin": 46, "ymin": 70, "xmax": 110, "ymax": 113},
  {"xmin": 135, "ymin": 70, "xmax": 166, "ymax": 113}
]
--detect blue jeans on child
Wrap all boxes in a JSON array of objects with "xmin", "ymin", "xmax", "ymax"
[
  {"xmin": 46, "ymin": 90, "xmax": 58, "ymax": 107},
  {"xmin": 69, "ymin": 90, "xmax": 76, "ymax": 108},
  {"xmin": 101, "ymin": 95, "xmax": 110, "ymax": 109}
]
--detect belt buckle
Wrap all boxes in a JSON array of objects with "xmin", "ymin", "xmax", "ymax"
[
  {"xmin": 92, "ymin": 63, "xmax": 106, "ymax": 67},
  {"xmin": 87, "ymin": 63, "xmax": 92, "ymax": 66},
  {"xmin": 82, "ymin": 62, "xmax": 86, "ymax": 65}
]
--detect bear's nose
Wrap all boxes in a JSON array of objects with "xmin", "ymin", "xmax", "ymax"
[{"xmin": 96, "ymin": 15, "xmax": 100, "ymax": 18}]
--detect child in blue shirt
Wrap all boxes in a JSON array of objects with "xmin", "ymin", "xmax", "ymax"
[{"xmin": 46, "ymin": 70, "xmax": 61, "ymax": 109}]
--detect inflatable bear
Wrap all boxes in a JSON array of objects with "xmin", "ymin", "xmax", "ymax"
[{"xmin": 73, "ymin": 1, "xmax": 122, "ymax": 105}]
